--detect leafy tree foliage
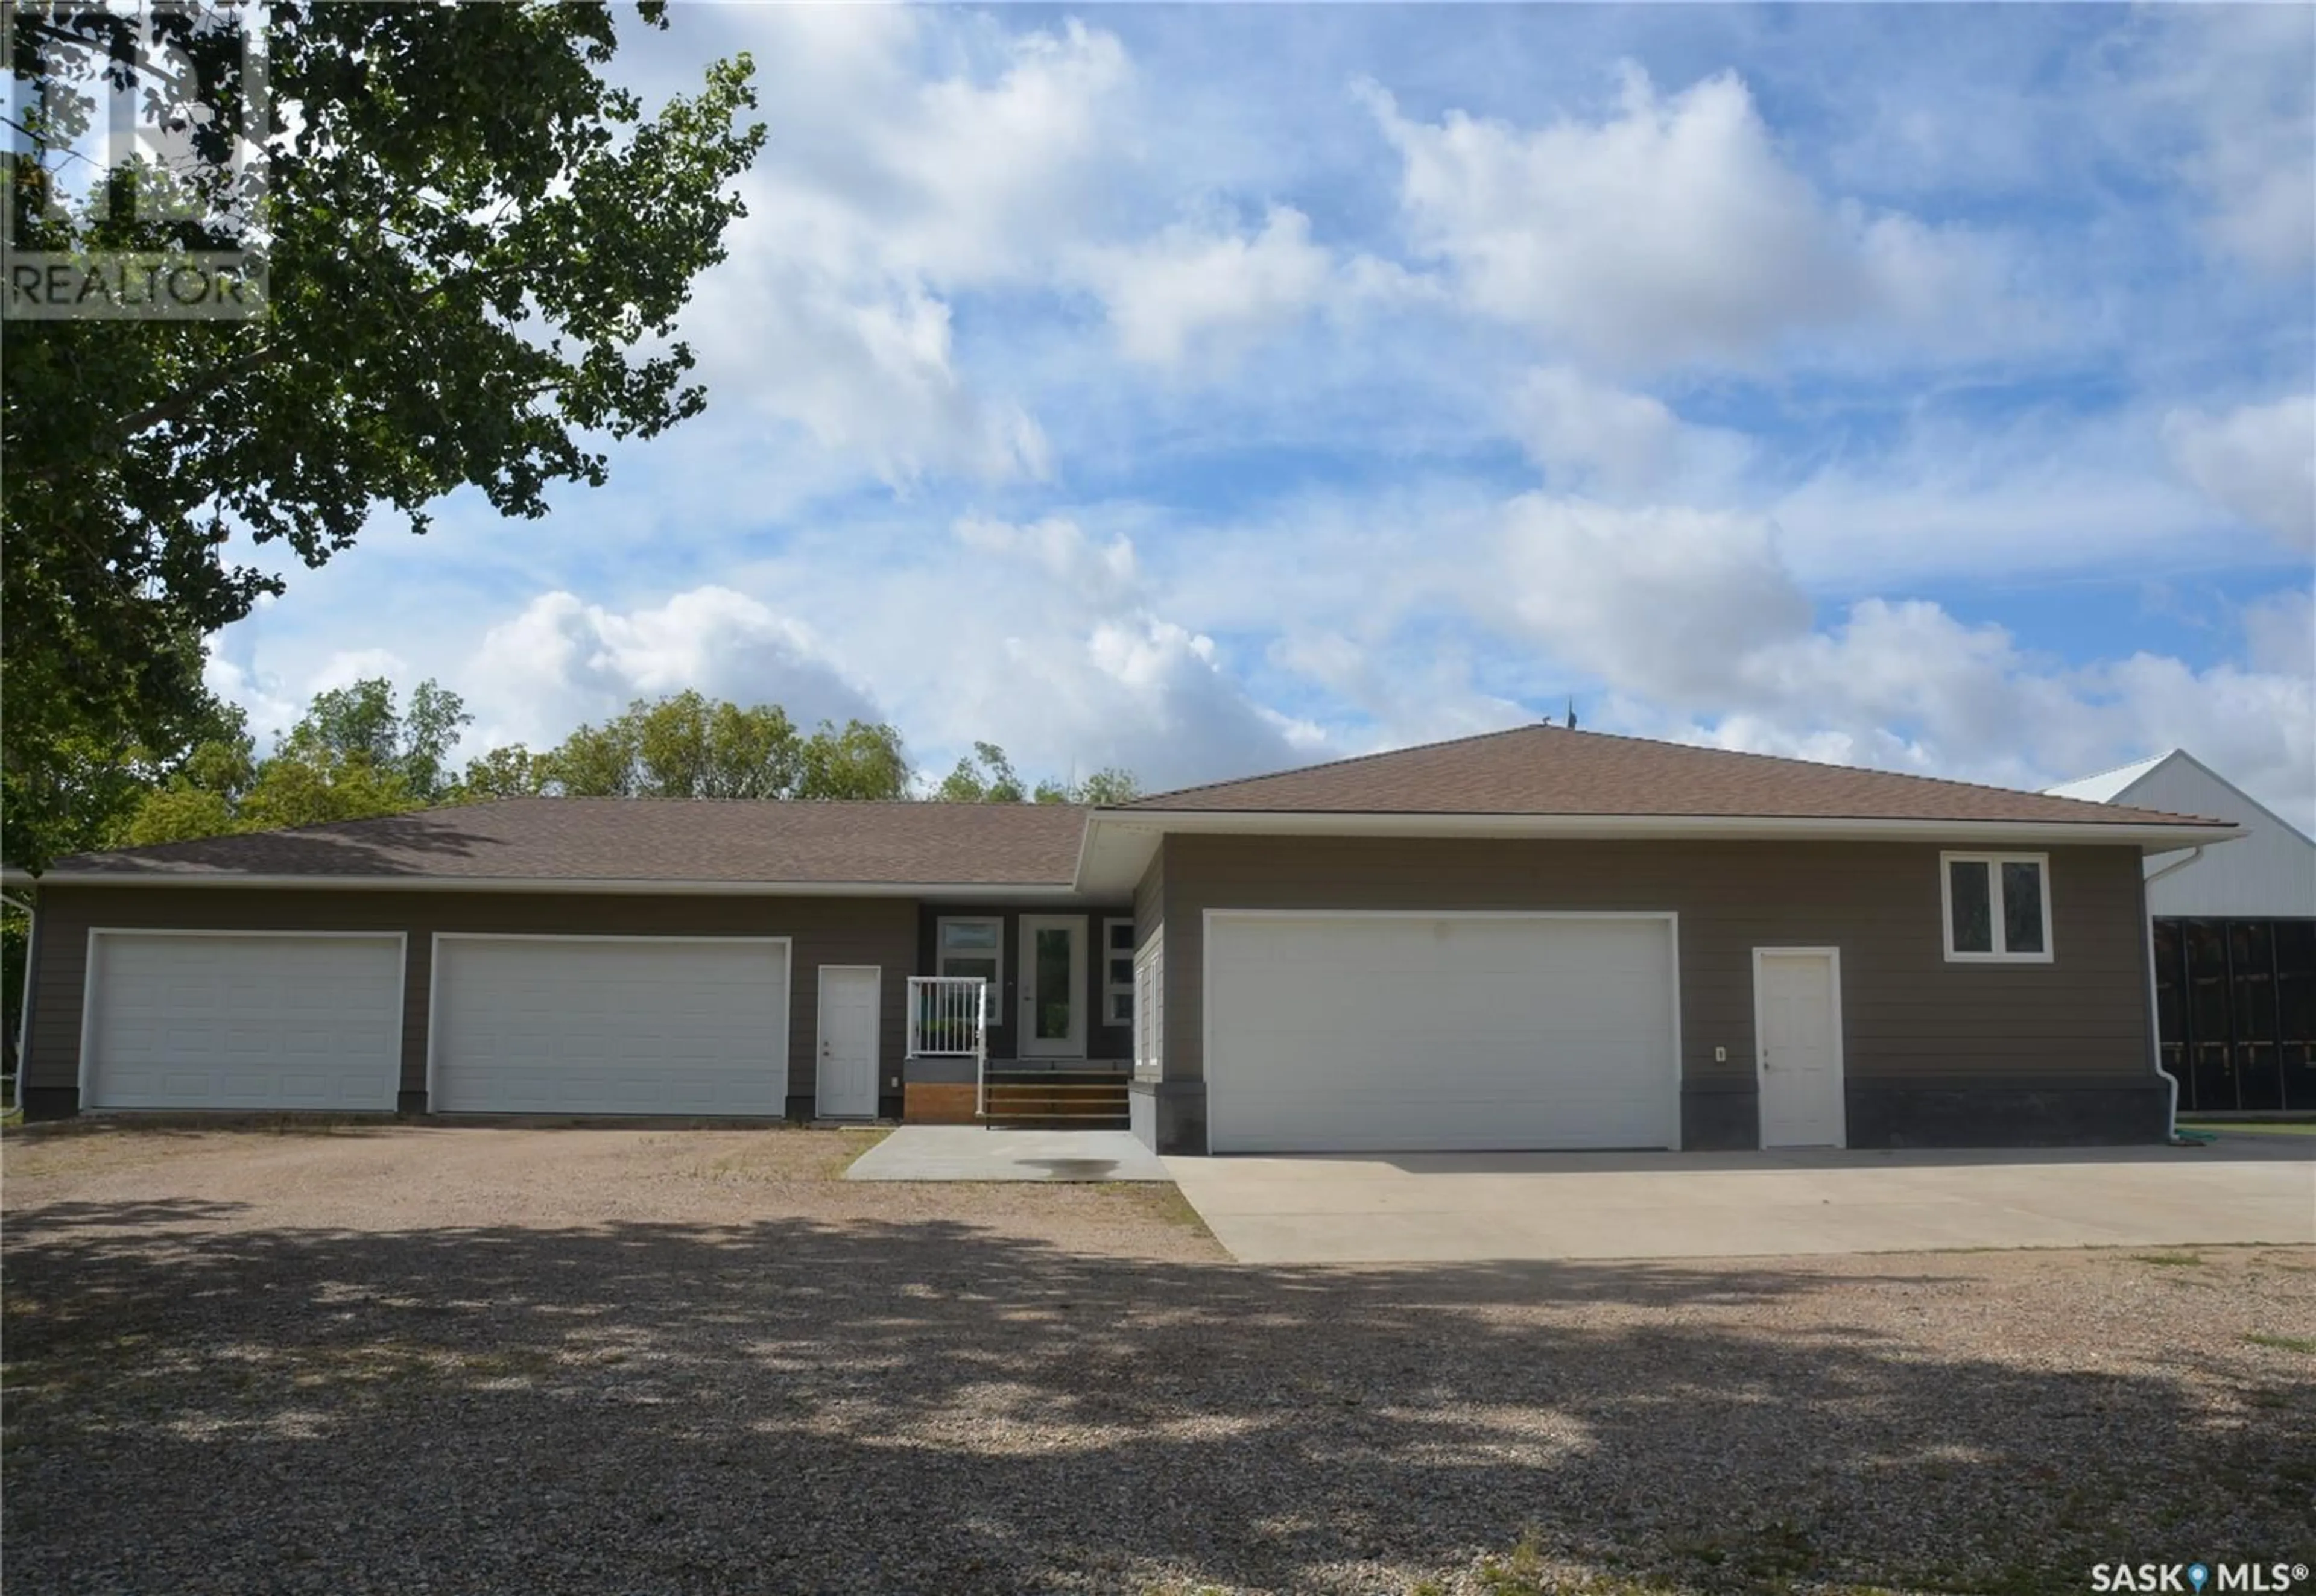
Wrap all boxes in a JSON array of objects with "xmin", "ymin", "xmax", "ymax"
[
  {"xmin": 938, "ymin": 743, "xmax": 1141, "ymax": 806},
  {"xmin": 538, "ymin": 692, "xmax": 910, "ymax": 801},
  {"xmin": 935, "ymin": 742, "xmax": 1028, "ymax": 804},
  {"xmin": 116, "ymin": 677, "xmax": 461, "ymax": 845},
  {"xmin": 1, "ymin": 1, "xmax": 765, "ymax": 871}
]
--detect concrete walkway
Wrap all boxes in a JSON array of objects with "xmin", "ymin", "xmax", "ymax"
[
  {"xmin": 1165, "ymin": 1138, "xmax": 2316, "ymax": 1263},
  {"xmin": 846, "ymin": 1126, "xmax": 1171, "ymax": 1182}
]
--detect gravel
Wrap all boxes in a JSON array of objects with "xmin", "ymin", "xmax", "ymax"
[{"xmin": 5, "ymin": 1124, "xmax": 2312, "ymax": 1595}]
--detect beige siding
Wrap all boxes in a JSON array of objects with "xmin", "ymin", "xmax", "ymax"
[
  {"xmin": 1134, "ymin": 850, "xmax": 1165, "ymax": 948},
  {"xmin": 1161, "ymin": 836, "xmax": 2153, "ymax": 1088},
  {"xmin": 28, "ymin": 887, "xmax": 917, "ymax": 1108}
]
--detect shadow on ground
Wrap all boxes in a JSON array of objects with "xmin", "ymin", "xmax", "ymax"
[{"xmin": 5, "ymin": 1200, "xmax": 2311, "ymax": 1595}]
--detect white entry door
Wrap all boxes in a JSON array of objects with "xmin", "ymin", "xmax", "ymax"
[
  {"xmin": 1018, "ymin": 915, "xmax": 1086, "ymax": 1057},
  {"xmin": 1754, "ymin": 948, "xmax": 1846, "ymax": 1149},
  {"xmin": 817, "ymin": 966, "xmax": 881, "ymax": 1118}
]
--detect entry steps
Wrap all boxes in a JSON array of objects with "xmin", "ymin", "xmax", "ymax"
[{"xmin": 979, "ymin": 1069, "xmax": 1130, "ymax": 1130}]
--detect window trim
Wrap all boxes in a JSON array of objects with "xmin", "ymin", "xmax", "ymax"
[
  {"xmin": 1133, "ymin": 929, "xmax": 1165, "ymax": 1079},
  {"xmin": 1940, "ymin": 852, "xmax": 2054, "ymax": 965},
  {"xmin": 1102, "ymin": 916, "xmax": 1135, "ymax": 1027},
  {"xmin": 934, "ymin": 915, "xmax": 1005, "ymax": 1027}
]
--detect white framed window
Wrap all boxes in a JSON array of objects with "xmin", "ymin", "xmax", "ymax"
[
  {"xmin": 1103, "ymin": 917, "xmax": 1136, "ymax": 1026},
  {"xmin": 1940, "ymin": 853, "xmax": 2053, "ymax": 964},
  {"xmin": 935, "ymin": 915, "xmax": 1005, "ymax": 1026},
  {"xmin": 1133, "ymin": 929, "xmax": 1164, "ymax": 1077}
]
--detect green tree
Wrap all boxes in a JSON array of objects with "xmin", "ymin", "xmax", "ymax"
[
  {"xmin": 796, "ymin": 721, "xmax": 911, "ymax": 801},
  {"xmin": 935, "ymin": 742, "xmax": 1027, "ymax": 804},
  {"xmin": 543, "ymin": 694, "xmax": 911, "ymax": 800},
  {"xmin": 1074, "ymin": 768, "xmax": 1142, "ymax": 806},
  {"xmin": 2, "ymin": 1, "xmax": 766, "ymax": 872},
  {"xmin": 454, "ymin": 745, "xmax": 557, "ymax": 801},
  {"xmin": 938, "ymin": 745, "xmax": 1139, "ymax": 806},
  {"xmin": 113, "ymin": 677, "xmax": 447, "ymax": 844},
  {"xmin": 282, "ymin": 678, "xmax": 471, "ymax": 802}
]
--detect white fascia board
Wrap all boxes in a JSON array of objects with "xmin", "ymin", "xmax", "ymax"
[
  {"xmin": 1078, "ymin": 809, "xmax": 2241, "ymax": 875},
  {"xmin": 14, "ymin": 872, "xmax": 1087, "ymax": 900}
]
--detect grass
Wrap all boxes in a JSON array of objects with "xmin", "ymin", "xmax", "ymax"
[
  {"xmin": 2243, "ymin": 1331, "xmax": 2316, "ymax": 1355},
  {"xmin": 1100, "ymin": 1179, "xmax": 1217, "ymax": 1239},
  {"xmin": 2130, "ymin": 1251, "xmax": 2206, "ymax": 1267}
]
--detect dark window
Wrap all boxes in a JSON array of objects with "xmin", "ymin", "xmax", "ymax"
[
  {"xmin": 2186, "ymin": 921, "xmax": 2235, "ymax": 1110},
  {"xmin": 1949, "ymin": 860, "xmax": 1993, "ymax": 954},
  {"xmin": 2277, "ymin": 920, "xmax": 2314, "ymax": 1042},
  {"xmin": 2277, "ymin": 920, "xmax": 2316, "ymax": 1111},
  {"xmin": 2001, "ymin": 860, "xmax": 2045, "ymax": 954}
]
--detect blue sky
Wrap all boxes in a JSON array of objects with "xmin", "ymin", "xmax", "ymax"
[{"xmin": 208, "ymin": 3, "xmax": 2316, "ymax": 825}]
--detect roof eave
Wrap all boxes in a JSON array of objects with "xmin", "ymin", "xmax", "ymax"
[
  {"xmin": 1074, "ymin": 809, "xmax": 2241, "ymax": 891},
  {"xmin": 2, "ymin": 871, "xmax": 1090, "ymax": 900}
]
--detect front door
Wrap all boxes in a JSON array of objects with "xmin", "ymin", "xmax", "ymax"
[
  {"xmin": 1755, "ymin": 948, "xmax": 1844, "ymax": 1148},
  {"xmin": 817, "ymin": 965, "xmax": 881, "ymax": 1118},
  {"xmin": 1019, "ymin": 915, "xmax": 1086, "ymax": 1057}
]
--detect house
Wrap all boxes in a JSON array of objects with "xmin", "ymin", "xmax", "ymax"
[
  {"xmin": 9, "ymin": 725, "xmax": 2241, "ymax": 1153},
  {"xmin": 2048, "ymin": 750, "xmax": 2316, "ymax": 1114}
]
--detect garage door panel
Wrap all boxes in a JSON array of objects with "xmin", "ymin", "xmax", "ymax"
[
  {"xmin": 431, "ymin": 937, "xmax": 788, "ymax": 1115},
  {"xmin": 1207, "ymin": 915, "xmax": 1677, "ymax": 1153},
  {"xmin": 86, "ymin": 933, "xmax": 404, "ymax": 1111}
]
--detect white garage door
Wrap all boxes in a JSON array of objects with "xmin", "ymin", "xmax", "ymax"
[
  {"xmin": 84, "ymin": 932, "xmax": 404, "ymax": 1111},
  {"xmin": 430, "ymin": 936, "xmax": 789, "ymax": 1115},
  {"xmin": 1206, "ymin": 913, "xmax": 1679, "ymax": 1153}
]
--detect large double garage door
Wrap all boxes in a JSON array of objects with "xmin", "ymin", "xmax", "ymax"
[
  {"xmin": 80, "ymin": 931, "xmax": 789, "ymax": 1115},
  {"xmin": 1204, "ymin": 912, "xmax": 1681, "ymax": 1153}
]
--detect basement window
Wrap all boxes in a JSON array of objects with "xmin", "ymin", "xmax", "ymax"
[{"xmin": 1941, "ymin": 854, "xmax": 2052, "ymax": 964}]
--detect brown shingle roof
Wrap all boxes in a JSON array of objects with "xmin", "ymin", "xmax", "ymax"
[
  {"xmin": 1124, "ymin": 725, "xmax": 2230, "ymax": 827},
  {"xmin": 45, "ymin": 798, "xmax": 1089, "ymax": 886}
]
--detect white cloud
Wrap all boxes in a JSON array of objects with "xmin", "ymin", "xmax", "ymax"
[
  {"xmin": 2242, "ymin": 587, "xmax": 2315, "ymax": 681},
  {"xmin": 897, "ymin": 516, "xmax": 1308, "ymax": 789},
  {"xmin": 1496, "ymin": 497, "xmax": 1812, "ymax": 701},
  {"xmin": 1486, "ymin": 494, "xmax": 2316, "ymax": 829},
  {"xmin": 678, "ymin": 13, "xmax": 1131, "ymax": 483},
  {"xmin": 2142, "ymin": 7, "xmax": 2316, "ymax": 276},
  {"xmin": 1361, "ymin": 66, "xmax": 2028, "ymax": 368},
  {"xmin": 1767, "ymin": 410, "xmax": 2248, "ymax": 586},
  {"xmin": 203, "ymin": 656, "xmax": 303, "ymax": 749},
  {"xmin": 955, "ymin": 514, "xmax": 1139, "ymax": 606},
  {"xmin": 1084, "ymin": 206, "xmax": 1338, "ymax": 367},
  {"xmin": 467, "ymin": 588, "xmax": 880, "ymax": 751},
  {"xmin": 1509, "ymin": 366, "xmax": 1752, "ymax": 499},
  {"xmin": 2163, "ymin": 394, "xmax": 2316, "ymax": 554}
]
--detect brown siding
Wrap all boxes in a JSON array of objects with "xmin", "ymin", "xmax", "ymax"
[
  {"xmin": 1161, "ymin": 836, "xmax": 2154, "ymax": 1090},
  {"xmin": 28, "ymin": 887, "xmax": 918, "ymax": 1111}
]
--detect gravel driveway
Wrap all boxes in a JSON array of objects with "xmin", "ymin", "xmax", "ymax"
[{"xmin": 5, "ymin": 1124, "xmax": 2312, "ymax": 1595}]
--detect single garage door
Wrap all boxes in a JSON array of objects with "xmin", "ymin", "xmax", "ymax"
[
  {"xmin": 1206, "ymin": 913, "xmax": 1679, "ymax": 1153},
  {"xmin": 83, "ymin": 931, "xmax": 404, "ymax": 1111},
  {"xmin": 429, "ymin": 935, "xmax": 789, "ymax": 1115}
]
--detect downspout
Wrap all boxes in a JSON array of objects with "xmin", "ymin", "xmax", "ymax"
[{"xmin": 2140, "ymin": 848, "xmax": 2205, "ymax": 1144}]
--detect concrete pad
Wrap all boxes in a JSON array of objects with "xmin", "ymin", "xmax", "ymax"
[
  {"xmin": 1164, "ymin": 1140, "xmax": 2316, "ymax": 1263},
  {"xmin": 845, "ymin": 1126, "xmax": 1170, "ymax": 1182}
]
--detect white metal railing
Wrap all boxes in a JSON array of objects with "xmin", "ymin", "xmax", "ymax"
[{"xmin": 905, "ymin": 976, "xmax": 990, "ymax": 1117}]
